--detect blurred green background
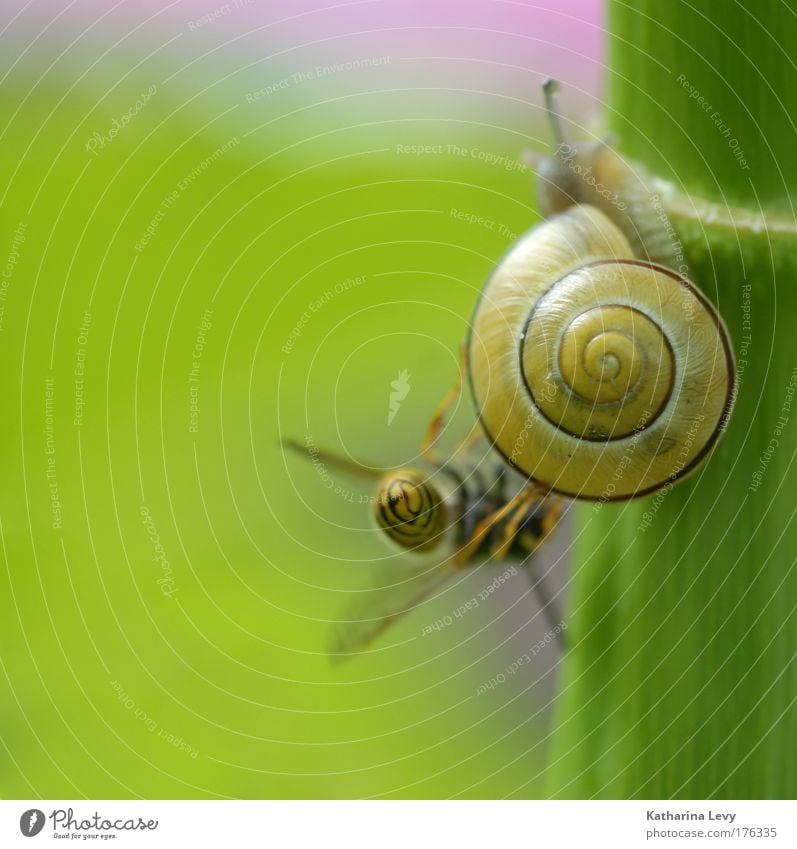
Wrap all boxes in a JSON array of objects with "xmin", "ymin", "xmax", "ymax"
[{"xmin": 0, "ymin": 0, "xmax": 603, "ymax": 798}]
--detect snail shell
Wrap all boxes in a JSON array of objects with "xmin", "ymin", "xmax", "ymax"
[{"xmin": 468, "ymin": 204, "xmax": 735, "ymax": 501}]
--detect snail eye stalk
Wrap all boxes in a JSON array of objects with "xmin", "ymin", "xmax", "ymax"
[{"xmin": 374, "ymin": 469, "xmax": 447, "ymax": 552}]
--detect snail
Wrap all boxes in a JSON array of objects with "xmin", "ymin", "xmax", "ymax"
[
  {"xmin": 467, "ymin": 80, "xmax": 735, "ymax": 501},
  {"xmin": 530, "ymin": 80, "xmax": 680, "ymax": 268}
]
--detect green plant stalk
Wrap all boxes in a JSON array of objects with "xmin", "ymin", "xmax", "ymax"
[{"xmin": 545, "ymin": 0, "xmax": 797, "ymax": 798}]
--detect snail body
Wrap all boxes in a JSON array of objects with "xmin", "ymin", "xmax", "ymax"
[
  {"xmin": 468, "ymin": 83, "xmax": 735, "ymax": 501},
  {"xmin": 531, "ymin": 80, "xmax": 678, "ymax": 269}
]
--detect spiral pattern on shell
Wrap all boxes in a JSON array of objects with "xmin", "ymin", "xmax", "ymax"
[
  {"xmin": 374, "ymin": 469, "xmax": 447, "ymax": 550},
  {"xmin": 468, "ymin": 205, "xmax": 735, "ymax": 500}
]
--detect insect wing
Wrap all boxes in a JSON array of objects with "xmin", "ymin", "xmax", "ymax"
[{"xmin": 328, "ymin": 558, "xmax": 458, "ymax": 662}]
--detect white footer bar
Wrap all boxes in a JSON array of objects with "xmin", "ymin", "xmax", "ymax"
[{"xmin": 2, "ymin": 800, "xmax": 793, "ymax": 848}]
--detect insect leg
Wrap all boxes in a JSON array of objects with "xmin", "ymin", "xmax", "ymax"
[
  {"xmin": 452, "ymin": 419, "xmax": 486, "ymax": 458},
  {"xmin": 541, "ymin": 497, "xmax": 565, "ymax": 536},
  {"xmin": 489, "ymin": 489, "xmax": 540, "ymax": 560},
  {"xmin": 420, "ymin": 341, "xmax": 467, "ymax": 463},
  {"xmin": 455, "ymin": 485, "xmax": 540, "ymax": 566}
]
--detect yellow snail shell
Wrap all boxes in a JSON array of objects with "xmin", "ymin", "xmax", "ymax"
[{"xmin": 468, "ymin": 204, "xmax": 735, "ymax": 501}]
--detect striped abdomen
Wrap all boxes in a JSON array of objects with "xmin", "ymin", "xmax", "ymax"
[{"xmin": 374, "ymin": 469, "xmax": 447, "ymax": 551}]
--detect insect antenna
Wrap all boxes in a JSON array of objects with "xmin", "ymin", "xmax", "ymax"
[{"xmin": 280, "ymin": 437, "xmax": 382, "ymax": 481}]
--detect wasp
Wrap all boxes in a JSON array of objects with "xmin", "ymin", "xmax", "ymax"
[{"xmin": 283, "ymin": 353, "xmax": 566, "ymax": 660}]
